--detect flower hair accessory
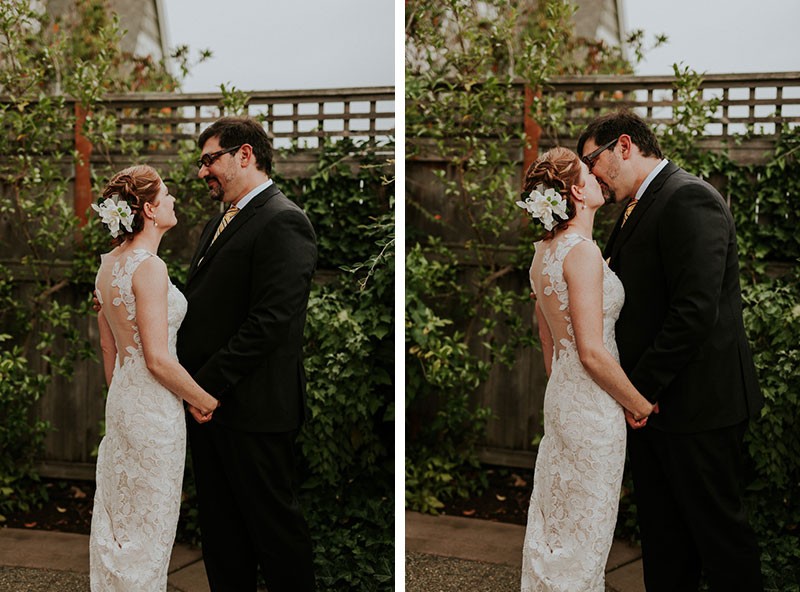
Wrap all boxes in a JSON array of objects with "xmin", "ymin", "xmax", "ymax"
[
  {"xmin": 516, "ymin": 184, "xmax": 569, "ymax": 231},
  {"xmin": 92, "ymin": 196, "xmax": 134, "ymax": 238}
]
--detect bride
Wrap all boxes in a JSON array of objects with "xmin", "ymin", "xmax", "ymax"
[
  {"xmin": 517, "ymin": 147, "xmax": 655, "ymax": 592},
  {"xmin": 89, "ymin": 165, "xmax": 219, "ymax": 590}
]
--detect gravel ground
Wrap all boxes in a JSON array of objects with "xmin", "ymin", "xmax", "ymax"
[
  {"xmin": 0, "ymin": 567, "xmax": 182, "ymax": 592},
  {"xmin": 406, "ymin": 552, "xmax": 521, "ymax": 592},
  {"xmin": 406, "ymin": 552, "xmax": 621, "ymax": 592}
]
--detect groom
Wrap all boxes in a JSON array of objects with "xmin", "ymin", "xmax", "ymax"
[
  {"xmin": 577, "ymin": 110, "xmax": 763, "ymax": 591},
  {"xmin": 177, "ymin": 117, "xmax": 317, "ymax": 591}
]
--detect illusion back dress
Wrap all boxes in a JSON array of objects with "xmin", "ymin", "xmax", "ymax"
[
  {"xmin": 521, "ymin": 233, "xmax": 627, "ymax": 592},
  {"xmin": 90, "ymin": 249, "xmax": 187, "ymax": 591}
]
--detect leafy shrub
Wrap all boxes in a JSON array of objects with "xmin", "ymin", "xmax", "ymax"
[
  {"xmin": 404, "ymin": 0, "xmax": 575, "ymax": 513},
  {"xmin": 0, "ymin": 343, "xmax": 50, "ymax": 520},
  {"xmin": 0, "ymin": 0, "xmax": 125, "ymax": 518},
  {"xmin": 278, "ymin": 138, "xmax": 393, "ymax": 270},
  {"xmin": 299, "ymin": 268, "xmax": 394, "ymax": 590},
  {"xmin": 741, "ymin": 277, "xmax": 800, "ymax": 591},
  {"xmin": 405, "ymin": 242, "xmax": 492, "ymax": 512},
  {"xmin": 296, "ymin": 159, "xmax": 395, "ymax": 591}
]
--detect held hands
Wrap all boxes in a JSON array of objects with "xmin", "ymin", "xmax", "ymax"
[
  {"xmin": 625, "ymin": 402, "xmax": 660, "ymax": 430},
  {"xmin": 188, "ymin": 405, "xmax": 212, "ymax": 424},
  {"xmin": 188, "ymin": 398, "xmax": 221, "ymax": 424},
  {"xmin": 624, "ymin": 410, "xmax": 647, "ymax": 429}
]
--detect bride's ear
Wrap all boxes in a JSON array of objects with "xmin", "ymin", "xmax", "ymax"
[
  {"xmin": 569, "ymin": 184, "xmax": 583, "ymax": 205},
  {"xmin": 142, "ymin": 201, "xmax": 155, "ymax": 220}
]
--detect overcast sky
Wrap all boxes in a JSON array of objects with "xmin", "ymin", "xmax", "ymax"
[
  {"xmin": 623, "ymin": 0, "xmax": 800, "ymax": 75},
  {"xmin": 162, "ymin": 1, "xmax": 797, "ymax": 93},
  {"xmin": 162, "ymin": 0, "xmax": 395, "ymax": 93}
]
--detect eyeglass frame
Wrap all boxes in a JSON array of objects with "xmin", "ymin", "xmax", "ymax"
[
  {"xmin": 196, "ymin": 144, "xmax": 243, "ymax": 169},
  {"xmin": 581, "ymin": 137, "xmax": 619, "ymax": 171}
]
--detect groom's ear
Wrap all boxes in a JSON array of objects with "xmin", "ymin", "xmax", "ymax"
[
  {"xmin": 238, "ymin": 144, "xmax": 254, "ymax": 167},
  {"xmin": 618, "ymin": 134, "xmax": 633, "ymax": 159}
]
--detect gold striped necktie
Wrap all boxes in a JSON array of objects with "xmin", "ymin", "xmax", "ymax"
[
  {"xmin": 621, "ymin": 198, "xmax": 638, "ymax": 227},
  {"xmin": 211, "ymin": 205, "xmax": 239, "ymax": 245}
]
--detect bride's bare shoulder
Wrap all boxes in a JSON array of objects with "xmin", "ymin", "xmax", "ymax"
[
  {"xmin": 98, "ymin": 246, "xmax": 122, "ymax": 263},
  {"xmin": 562, "ymin": 240, "xmax": 603, "ymax": 283}
]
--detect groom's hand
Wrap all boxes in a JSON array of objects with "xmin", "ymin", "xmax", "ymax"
[{"xmin": 92, "ymin": 290, "xmax": 101, "ymax": 313}]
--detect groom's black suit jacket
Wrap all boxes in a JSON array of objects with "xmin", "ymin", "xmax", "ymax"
[
  {"xmin": 177, "ymin": 183, "xmax": 317, "ymax": 433},
  {"xmin": 604, "ymin": 162, "xmax": 763, "ymax": 433}
]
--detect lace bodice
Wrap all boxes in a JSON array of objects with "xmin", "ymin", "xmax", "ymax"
[
  {"xmin": 530, "ymin": 233, "xmax": 624, "ymax": 361},
  {"xmin": 95, "ymin": 248, "xmax": 187, "ymax": 368}
]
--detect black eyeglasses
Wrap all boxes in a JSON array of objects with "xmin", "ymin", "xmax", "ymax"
[
  {"xmin": 581, "ymin": 137, "xmax": 619, "ymax": 171},
  {"xmin": 196, "ymin": 145, "xmax": 242, "ymax": 169}
]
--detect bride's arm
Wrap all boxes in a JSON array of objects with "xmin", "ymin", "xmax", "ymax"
[
  {"xmin": 97, "ymin": 310, "xmax": 116, "ymax": 386},
  {"xmin": 133, "ymin": 257, "xmax": 219, "ymax": 416},
  {"xmin": 563, "ymin": 242, "xmax": 654, "ymax": 420},
  {"xmin": 535, "ymin": 301, "xmax": 554, "ymax": 378}
]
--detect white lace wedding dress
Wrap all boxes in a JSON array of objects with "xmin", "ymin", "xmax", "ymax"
[
  {"xmin": 521, "ymin": 233, "xmax": 627, "ymax": 592},
  {"xmin": 89, "ymin": 249, "xmax": 187, "ymax": 591}
]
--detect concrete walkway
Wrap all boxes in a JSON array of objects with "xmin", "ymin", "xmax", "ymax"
[
  {"xmin": 406, "ymin": 510, "xmax": 645, "ymax": 592},
  {"xmin": 0, "ymin": 528, "xmax": 210, "ymax": 592},
  {"xmin": 0, "ymin": 514, "xmax": 646, "ymax": 591}
]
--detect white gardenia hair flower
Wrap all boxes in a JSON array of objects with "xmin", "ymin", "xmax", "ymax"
[
  {"xmin": 91, "ymin": 196, "xmax": 134, "ymax": 238},
  {"xmin": 515, "ymin": 184, "xmax": 569, "ymax": 231}
]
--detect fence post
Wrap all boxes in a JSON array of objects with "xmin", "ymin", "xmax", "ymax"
[
  {"xmin": 74, "ymin": 103, "xmax": 93, "ymax": 227},
  {"xmin": 523, "ymin": 86, "xmax": 541, "ymax": 181}
]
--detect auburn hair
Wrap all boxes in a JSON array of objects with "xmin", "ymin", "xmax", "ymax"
[
  {"xmin": 522, "ymin": 147, "xmax": 582, "ymax": 238},
  {"xmin": 100, "ymin": 165, "xmax": 162, "ymax": 246}
]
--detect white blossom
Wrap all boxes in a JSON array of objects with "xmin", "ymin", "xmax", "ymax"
[
  {"xmin": 515, "ymin": 184, "xmax": 569, "ymax": 231},
  {"xmin": 91, "ymin": 196, "xmax": 134, "ymax": 238}
]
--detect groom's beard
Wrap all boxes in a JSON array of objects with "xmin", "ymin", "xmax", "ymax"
[
  {"xmin": 600, "ymin": 183, "xmax": 615, "ymax": 205},
  {"xmin": 206, "ymin": 177, "xmax": 224, "ymax": 201}
]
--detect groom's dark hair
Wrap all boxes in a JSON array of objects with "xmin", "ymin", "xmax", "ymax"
[
  {"xmin": 577, "ymin": 110, "xmax": 663, "ymax": 160},
  {"xmin": 199, "ymin": 117, "xmax": 273, "ymax": 174}
]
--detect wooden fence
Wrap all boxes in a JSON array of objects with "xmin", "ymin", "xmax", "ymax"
[
  {"xmin": 407, "ymin": 72, "xmax": 800, "ymax": 467},
  {"xmin": 0, "ymin": 87, "xmax": 394, "ymax": 480},
  {"xmin": 534, "ymin": 71, "xmax": 800, "ymax": 164},
  {"xmin": 100, "ymin": 87, "xmax": 394, "ymax": 149}
]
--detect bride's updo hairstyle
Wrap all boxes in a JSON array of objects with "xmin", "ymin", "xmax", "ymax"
[
  {"xmin": 101, "ymin": 165, "xmax": 162, "ymax": 246},
  {"xmin": 522, "ymin": 147, "xmax": 582, "ymax": 238}
]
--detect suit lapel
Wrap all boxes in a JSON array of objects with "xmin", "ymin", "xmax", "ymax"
[
  {"xmin": 187, "ymin": 184, "xmax": 280, "ymax": 282},
  {"xmin": 187, "ymin": 213, "xmax": 224, "ymax": 283},
  {"xmin": 609, "ymin": 162, "xmax": 679, "ymax": 264}
]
